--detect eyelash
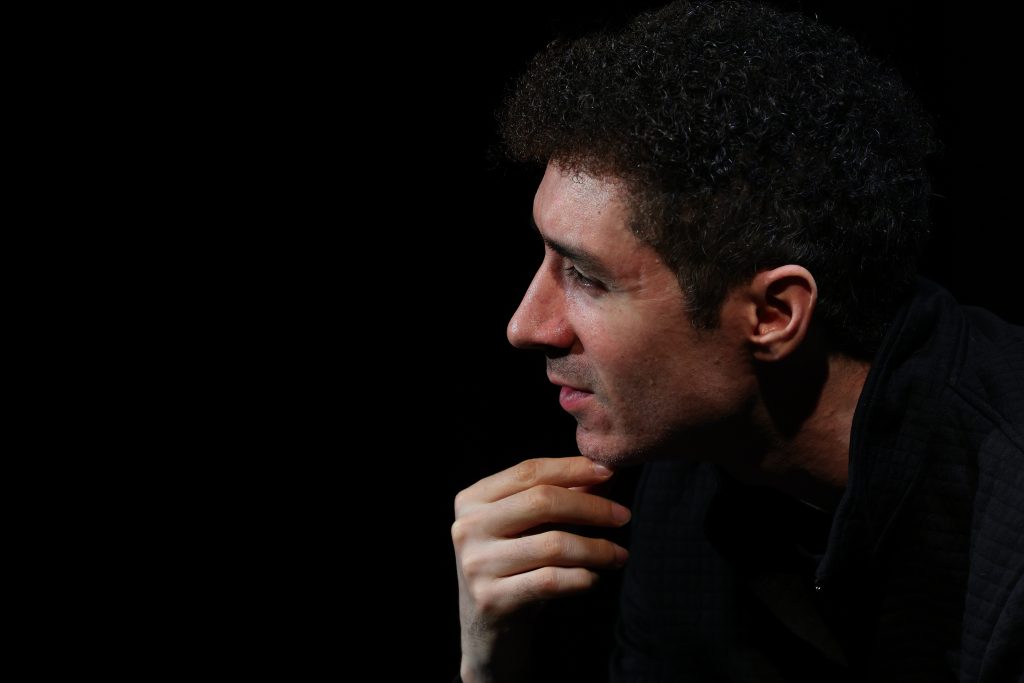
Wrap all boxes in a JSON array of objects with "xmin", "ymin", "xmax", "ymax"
[{"xmin": 564, "ymin": 265, "xmax": 598, "ymax": 288}]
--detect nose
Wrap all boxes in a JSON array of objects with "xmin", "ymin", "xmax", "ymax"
[{"xmin": 507, "ymin": 261, "xmax": 576, "ymax": 351}]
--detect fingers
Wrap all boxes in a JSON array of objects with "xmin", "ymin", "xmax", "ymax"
[
  {"xmin": 470, "ymin": 567, "xmax": 603, "ymax": 616},
  {"xmin": 452, "ymin": 457, "xmax": 631, "ymax": 627},
  {"xmin": 479, "ymin": 485, "xmax": 631, "ymax": 537},
  {"xmin": 467, "ymin": 531, "xmax": 628, "ymax": 578},
  {"xmin": 456, "ymin": 457, "xmax": 613, "ymax": 511}
]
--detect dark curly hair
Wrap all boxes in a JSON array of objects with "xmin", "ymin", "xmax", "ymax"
[{"xmin": 500, "ymin": 0, "xmax": 938, "ymax": 358}]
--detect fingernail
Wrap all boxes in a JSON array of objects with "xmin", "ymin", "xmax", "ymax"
[
  {"xmin": 593, "ymin": 463, "xmax": 613, "ymax": 476},
  {"xmin": 613, "ymin": 504, "xmax": 632, "ymax": 525},
  {"xmin": 614, "ymin": 545, "xmax": 629, "ymax": 566}
]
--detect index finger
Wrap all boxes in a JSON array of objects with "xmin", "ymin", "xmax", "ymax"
[{"xmin": 460, "ymin": 457, "xmax": 614, "ymax": 506}]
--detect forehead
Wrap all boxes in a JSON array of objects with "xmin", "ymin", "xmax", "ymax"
[
  {"xmin": 533, "ymin": 164, "xmax": 624, "ymax": 226},
  {"xmin": 532, "ymin": 163, "xmax": 675, "ymax": 287}
]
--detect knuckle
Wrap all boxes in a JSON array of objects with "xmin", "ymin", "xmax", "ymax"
[
  {"xmin": 512, "ymin": 459, "xmax": 540, "ymax": 485},
  {"xmin": 527, "ymin": 485, "xmax": 557, "ymax": 512},
  {"xmin": 474, "ymin": 585, "xmax": 500, "ymax": 616},
  {"xmin": 535, "ymin": 566, "xmax": 561, "ymax": 594},
  {"xmin": 453, "ymin": 489, "xmax": 471, "ymax": 516},
  {"xmin": 539, "ymin": 531, "xmax": 569, "ymax": 560},
  {"xmin": 450, "ymin": 518, "xmax": 471, "ymax": 546},
  {"xmin": 460, "ymin": 550, "xmax": 485, "ymax": 578}
]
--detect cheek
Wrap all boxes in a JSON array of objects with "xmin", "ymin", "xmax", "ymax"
[
  {"xmin": 567, "ymin": 290, "xmax": 701, "ymax": 398},
  {"xmin": 570, "ymin": 298, "xmax": 638, "ymax": 348},
  {"xmin": 578, "ymin": 313, "xmax": 677, "ymax": 395}
]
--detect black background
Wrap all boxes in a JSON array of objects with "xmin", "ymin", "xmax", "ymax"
[
  {"xmin": 75, "ymin": 1, "xmax": 1017, "ymax": 677},
  {"xmin": 310, "ymin": 1, "xmax": 1018, "ymax": 678}
]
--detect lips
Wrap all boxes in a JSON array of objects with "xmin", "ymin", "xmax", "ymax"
[
  {"xmin": 550, "ymin": 376, "xmax": 594, "ymax": 411},
  {"xmin": 559, "ymin": 385, "xmax": 593, "ymax": 408}
]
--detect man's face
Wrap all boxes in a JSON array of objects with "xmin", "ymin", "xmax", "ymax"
[{"xmin": 507, "ymin": 163, "xmax": 754, "ymax": 468}]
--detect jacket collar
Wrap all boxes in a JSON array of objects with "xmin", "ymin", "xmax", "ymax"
[{"xmin": 817, "ymin": 278, "xmax": 968, "ymax": 583}]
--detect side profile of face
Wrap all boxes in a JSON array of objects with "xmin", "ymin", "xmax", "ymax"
[{"xmin": 507, "ymin": 162, "xmax": 757, "ymax": 468}]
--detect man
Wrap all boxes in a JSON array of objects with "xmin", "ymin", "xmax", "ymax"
[{"xmin": 451, "ymin": 2, "xmax": 1023, "ymax": 681}]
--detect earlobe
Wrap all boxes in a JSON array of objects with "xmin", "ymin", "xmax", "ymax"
[{"xmin": 748, "ymin": 266, "xmax": 817, "ymax": 362}]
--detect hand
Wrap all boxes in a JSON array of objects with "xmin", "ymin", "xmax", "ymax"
[{"xmin": 452, "ymin": 457, "xmax": 631, "ymax": 683}]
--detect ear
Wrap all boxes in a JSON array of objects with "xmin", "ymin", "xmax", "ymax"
[{"xmin": 747, "ymin": 266, "xmax": 817, "ymax": 362}]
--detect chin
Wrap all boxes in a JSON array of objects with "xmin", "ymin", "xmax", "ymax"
[{"xmin": 576, "ymin": 429, "xmax": 654, "ymax": 470}]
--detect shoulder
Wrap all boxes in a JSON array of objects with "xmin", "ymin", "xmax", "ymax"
[{"xmin": 952, "ymin": 304, "xmax": 1024, "ymax": 451}]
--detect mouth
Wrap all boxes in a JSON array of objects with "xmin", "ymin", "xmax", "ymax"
[
  {"xmin": 558, "ymin": 385, "xmax": 594, "ymax": 410},
  {"xmin": 549, "ymin": 375, "xmax": 594, "ymax": 411}
]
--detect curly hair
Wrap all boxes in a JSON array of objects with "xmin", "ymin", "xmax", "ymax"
[{"xmin": 500, "ymin": 0, "xmax": 938, "ymax": 358}]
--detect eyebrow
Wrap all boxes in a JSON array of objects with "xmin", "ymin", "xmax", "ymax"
[{"xmin": 531, "ymin": 218, "xmax": 617, "ymax": 283}]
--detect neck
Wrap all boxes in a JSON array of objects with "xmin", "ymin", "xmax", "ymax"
[{"xmin": 720, "ymin": 353, "xmax": 871, "ymax": 511}]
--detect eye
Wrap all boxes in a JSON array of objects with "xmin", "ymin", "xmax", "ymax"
[{"xmin": 564, "ymin": 264, "xmax": 599, "ymax": 288}]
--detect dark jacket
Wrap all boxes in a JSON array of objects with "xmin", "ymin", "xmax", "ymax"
[{"xmin": 611, "ymin": 280, "xmax": 1024, "ymax": 682}]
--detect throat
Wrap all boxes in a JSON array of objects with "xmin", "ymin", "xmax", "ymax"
[
  {"xmin": 721, "ymin": 354, "xmax": 870, "ymax": 511},
  {"xmin": 722, "ymin": 454, "xmax": 847, "ymax": 512}
]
